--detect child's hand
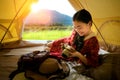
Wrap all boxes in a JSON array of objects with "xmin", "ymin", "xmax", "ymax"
[
  {"xmin": 69, "ymin": 51, "xmax": 80, "ymax": 58},
  {"xmin": 44, "ymin": 47, "xmax": 50, "ymax": 52},
  {"xmin": 45, "ymin": 41, "xmax": 53, "ymax": 52},
  {"xmin": 62, "ymin": 44, "xmax": 77, "ymax": 58},
  {"xmin": 47, "ymin": 42, "xmax": 53, "ymax": 47}
]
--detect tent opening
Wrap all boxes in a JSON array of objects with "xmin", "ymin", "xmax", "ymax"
[{"xmin": 22, "ymin": 0, "xmax": 76, "ymax": 41}]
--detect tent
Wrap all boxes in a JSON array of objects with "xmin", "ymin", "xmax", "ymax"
[
  {"xmin": 0, "ymin": 0, "xmax": 120, "ymax": 51},
  {"xmin": 0, "ymin": 0, "xmax": 120, "ymax": 80},
  {"xmin": 0, "ymin": 0, "xmax": 41, "ymax": 49}
]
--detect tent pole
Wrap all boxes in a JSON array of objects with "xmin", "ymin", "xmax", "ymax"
[
  {"xmin": 93, "ymin": 22, "xmax": 109, "ymax": 49},
  {"xmin": 0, "ymin": 0, "xmax": 28, "ymax": 45}
]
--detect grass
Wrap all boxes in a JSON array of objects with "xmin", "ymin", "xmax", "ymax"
[{"xmin": 23, "ymin": 30, "xmax": 72, "ymax": 40}]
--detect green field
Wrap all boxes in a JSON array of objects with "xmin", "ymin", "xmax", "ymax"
[{"xmin": 23, "ymin": 30, "xmax": 72, "ymax": 40}]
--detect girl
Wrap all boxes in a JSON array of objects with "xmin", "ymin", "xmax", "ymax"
[{"xmin": 47, "ymin": 9, "xmax": 99, "ymax": 67}]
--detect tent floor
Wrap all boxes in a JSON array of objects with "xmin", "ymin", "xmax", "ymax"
[
  {"xmin": 0, "ymin": 40, "xmax": 119, "ymax": 80},
  {"xmin": 0, "ymin": 40, "xmax": 47, "ymax": 80},
  {"xmin": 0, "ymin": 55, "xmax": 19, "ymax": 80}
]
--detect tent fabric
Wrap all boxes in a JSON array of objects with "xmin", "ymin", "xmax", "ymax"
[
  {"xmin": 69, "ymin": 0, "xmax": 120, "ymax": 18},
  {"xmin": 0, "ymin": 0, "xmax": 38, "ymax": 48},
  {"xmin": 68, "ymin": 0, "xmax": 120, "ymax": 51}
]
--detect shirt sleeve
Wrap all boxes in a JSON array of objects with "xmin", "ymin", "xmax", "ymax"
[
  {"xmin": 50, "ymin": 37, "xmax": 68, "ymax": 56},
  {"xmin": 50, "ymin": 30, "xmax": 76, "ymax": 57}
]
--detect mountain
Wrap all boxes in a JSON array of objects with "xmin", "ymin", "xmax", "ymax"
[{"xmin": 24, "ymin": 9, "xmax": 72, "ymax": 26}]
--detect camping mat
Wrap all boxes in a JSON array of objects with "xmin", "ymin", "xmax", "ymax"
[{"xmin": 0, "ymin": 45, "xmax": 46, "ymax": 80}]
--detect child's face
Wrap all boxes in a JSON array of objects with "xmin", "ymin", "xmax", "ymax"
[{"xmin": 73, "ymin": 21, "xmax": 92, "ymax": 36}]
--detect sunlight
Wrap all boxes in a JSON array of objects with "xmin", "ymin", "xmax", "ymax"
[
  {"xmin": 30, "ymin": 0, "xmax": 76, "ymax": 16},
  {"xmin": 31, "ymin": 3, "xmax": 40, "ymax": 13}
]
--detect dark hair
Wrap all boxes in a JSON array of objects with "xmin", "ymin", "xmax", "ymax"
[
  {"xmin": 73, "ymin": 9, "xmax": 92, "ymax": 24},
  {"xmin": 73, "ymin": 33, "xmax": 84, "ymax": 52},
  {"xmin": 73, "ymin": 9, "xmax": 93, "ymax": 51}
]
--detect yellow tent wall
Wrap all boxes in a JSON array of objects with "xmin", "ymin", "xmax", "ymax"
[{"xmin": 0, "ymin": 0, "xmax": 38, "ymax": 44}]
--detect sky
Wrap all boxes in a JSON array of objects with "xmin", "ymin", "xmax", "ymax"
[{"xmin": 31, "ymin": 0, "xmax": 76, "ymax": 17}]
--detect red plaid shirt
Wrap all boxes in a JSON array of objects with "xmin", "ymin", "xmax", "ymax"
[{"xmin": 50, "ymin": 30, "xmax": 99, "ymax": 67}]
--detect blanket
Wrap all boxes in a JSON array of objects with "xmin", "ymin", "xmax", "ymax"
[{"xmin": 91, "ymin": 52, "xmax": 120, "ymax": 80}]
